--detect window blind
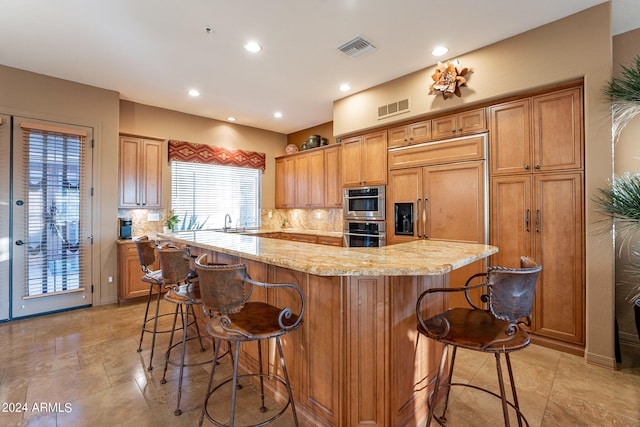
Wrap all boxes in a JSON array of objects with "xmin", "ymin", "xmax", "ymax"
[
  {"xmin": 171, "ymin": 161, "xmax": 262, "ymax": 230},
  {"xmin": 21, "ymin": 124, "xmax": 86, "ymax": 296}
]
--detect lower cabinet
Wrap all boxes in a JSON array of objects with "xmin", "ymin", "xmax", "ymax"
[
  {"xmin": 490, "ymin": 172, "xmax": 585, "ymax": 353},
  {"xmin": 117, "ymin": 241, "xmax": 157, "ymax": 302}
]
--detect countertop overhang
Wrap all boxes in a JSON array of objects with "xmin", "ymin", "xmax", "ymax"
[{"xmin": 160, "ymin": 230, "xmax": 498, "ymax": 277}]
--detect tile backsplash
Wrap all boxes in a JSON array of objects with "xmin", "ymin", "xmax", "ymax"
[{"xmin": 118, "ymin": 208, "xmax": 343, "ymax": 237}]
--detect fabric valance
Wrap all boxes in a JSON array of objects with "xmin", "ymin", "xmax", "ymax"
[{"xmin": 168, "ymin": 140, "xmax": 266, "ymax": 171}]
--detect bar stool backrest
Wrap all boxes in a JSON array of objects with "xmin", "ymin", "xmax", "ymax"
[
  {"xmin": 135, "ymin": 236, "xmax": 157, "ymax": 274},
  {"xmin": 157, "ymin": 246, "xmax": 193, "ymax": 285},
  {"xmin": 488, "ymin": 256, "xmax": 541, "ymax": 324},
  {"xmin": 195, "ymin": 254, "xmax": 248, "ymax": 315}
]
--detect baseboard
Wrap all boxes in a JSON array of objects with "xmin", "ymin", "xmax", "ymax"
[{"xmin": 585, "ymin": 350, "xmax": 617, "ymax": 369}]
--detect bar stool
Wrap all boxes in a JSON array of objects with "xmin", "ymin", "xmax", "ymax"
[
  {"xmin": 157, "ymin": 246, "xmax": 212, "ymax": 416},
  {"xmin": 135, "ymin": 235, "xmax": 177, "ymax": 371},
  {"xmin": 416, "ymin": 256, "xmax": 541, "ymax": 427},
  {"xmin": 195, "ymin": 254, "xmax": 305, "ymax": 427}
]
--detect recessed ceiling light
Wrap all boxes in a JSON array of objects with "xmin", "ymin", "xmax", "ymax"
[
  {"xmin": 273, "ymin": 111, "xmax": 283, "ymax": 118},
  {"xmin": 187, "ymin": 89, "xmax": 200, "ymax": 97},
  {"xmin": 227, "ymin": 116, "xmax": 237, "ymax": 122},
  {"xmin": 339, "ymin": 83, "xmax": 351, "ymax": 92},
  {"xmin": 244, "ymin": 41, "xmax": 262, "ymax": 53},
  {"xmin": 432, "ymin": 46, "xmax": 449, "ymax": 57}
]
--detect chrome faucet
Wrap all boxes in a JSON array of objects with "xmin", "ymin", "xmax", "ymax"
[{"xmin": 224, "ymin": 213, "xmax": 232, "ymax": 231}]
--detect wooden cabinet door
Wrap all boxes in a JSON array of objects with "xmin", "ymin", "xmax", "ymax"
[
  {"xmin": 431, "ymin": 115, "xmax": 458, "ymax": 140},
  {"xmin": 308, "ymin": 150, "xmax": 325, "ymax": 207},
  {"xmin": 489, "ymin": 99, "xmax": 532, "ymax": 176},
  {"xmin": 300, "ymin": 275, "xmax": 342, "ymax": 425},
  {"xmin": 341, "ymin": 136, "xmax": 362, "ymax": 187},
  {"xmin": 533, "ymin": 172, "xmax": 584, "ymax": 345},
  {"xmin": 119, "ymin": 137, "xmax": 143, "ymax": 208},
  {"xmin": 388, "ymin": 126, "xmax": 410, "ymax": 149},
  {"xmin": 386, "ymin": 168, "xmax": 422, "ymax": 245},
  {"xmin": 276, "ymin": 156, "xmax": 296, "ymax": 208},
  {"xmin": 295, "ymin": 153, "xmax": 310, "ymax": 208},
  {"xmin": 346, "ymin": 275, "xmax": 387, "ymax": 427},
  {"xmin": 119, "ymin": 136, "xmax": 162, "ymax": 208},
  {"xmin": 457, "ymin": 108, "xmax": 486, "ymax": 135},
  {"xmin": 532, "ymin": 87, "xmax": 583, "ymax": 172},
  {"xmin": 489, "ymin": 175, "xmax": 533, "ymax": 268},
  {"xmin": 361, "ymin": 130, "xmax": 387, "ymax": 185},
  {"xmin": 141, "ymin": 139, "xmax": 162, "ymax": 208},
  {"xmin": 423, "ymin": 161, "xmax": 486, "ymax": 308},
  {"xmin": 118, "ymin": 242, "xmax": 152, "ymax": 301},
  {"xmin": 408, "ymin": 120, "xmax": 432, "ymax": 145},
  {"xmin": 324, "ymin": 145, "xmax": 342, "ymax": 208}
]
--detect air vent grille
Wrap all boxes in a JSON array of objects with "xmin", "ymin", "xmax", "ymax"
[
  {"xmin": 338, "ymin": 36, "xmax": 376, "ymax": 59},
  {"xmin": 378, "ymin": 98, "xmax": 411, "ymax": 119}
]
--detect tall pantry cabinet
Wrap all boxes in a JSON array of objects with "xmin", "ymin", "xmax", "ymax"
[{"xmin": 489, "ymin": 87, "xmax": 585, "ymax": 354}]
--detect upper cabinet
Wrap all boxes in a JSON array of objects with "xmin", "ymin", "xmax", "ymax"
[
  {"xmin": 341, "ymin": 130, "xmax": 387, "ymax": 187},
  {"xmin": 275, "ymin": 144, "xmax": 342, "ymax": 209},
  {"xmin": 489, "ymin": 87, "xmax": 583, "ymax": 176},
  {"xmin": 118, "ymin": 135, "xmax": 162, "ymax": 209},
  {"xmin": 324, "ymin": 145, "xmax": 342, "ymax": 208},
  {"xmin": 388, "ymin": 120, "xmax": 432, "ymax": 149},
  {"xmin": 431, "ymin": 108, "xmax": 486, "ymax": 140}
]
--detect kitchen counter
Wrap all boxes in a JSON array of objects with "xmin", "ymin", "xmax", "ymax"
[
  {"xmin": 161, "ymin": 229, "xmax": 498, "ymax": 427},
  {"xmin": 161, "ymin": 229, "xmax": 497, "ymax": 276}
]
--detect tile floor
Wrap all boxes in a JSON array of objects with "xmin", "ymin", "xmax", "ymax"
[{"xmin": 0, "ymin": 301, "xmax": 638, "ymax": 427}]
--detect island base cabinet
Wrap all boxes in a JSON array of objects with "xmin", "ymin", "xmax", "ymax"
[{"xmin": 197, "ymin": 249, "xmax": 451, "ymax": 427}]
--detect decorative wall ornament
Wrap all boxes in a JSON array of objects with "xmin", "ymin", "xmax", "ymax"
[{"xmin": 429, "ymin": 60, "xmax": 469, "ymax": 99}]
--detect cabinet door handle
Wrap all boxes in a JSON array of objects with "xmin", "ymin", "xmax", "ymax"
[
  {"xmin": 525, "ymin": 209, "xmax": 530, "ymax": 232},
  {"xmin": 535, "ymin": 209, "xmax": 540, "ymax": 233},
  {"xmin": 524, "ymin": 165, "xmax": 530, "ymax": 170},
  {"xmin": 451, "ymin": 129, "xmax": 456, "ymax": 133},
  {"xmin": 417, "ymin": 199, "xmax": 422, "ymax": 237},
  {"xmin": 535, "ymin": 164, "xmax": 541, "ymax": 169},
  {"xmin": 423, "ymin": 198, "xmax": 428, "ymax": 239},
  {"xmin": 458, "ymin": 127, "xmax": 463, "ymax": 132}
]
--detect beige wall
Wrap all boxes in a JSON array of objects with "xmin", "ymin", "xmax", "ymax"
[
  {"xmin": 119, "ymin": 101, "xmax": 287, "ymax": 212},
  {"xmin": 0, "ymin": 64, "xmax": 120, "ymax": 305},
  {"xmin": 334, "ymin": 4, "xmax": 615, "ymax": 367}
]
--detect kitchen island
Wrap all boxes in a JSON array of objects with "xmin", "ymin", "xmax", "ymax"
[{"xmin": 162, "ymin": 230, "xmax": 498, "ymax": 427}]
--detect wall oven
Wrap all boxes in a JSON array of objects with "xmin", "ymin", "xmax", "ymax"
[
  {"xmin": 343, "ymin": 220, "xmax": 386, "ymax": 247},
  {"xmin": 343, "ymin": 185, "xmax": 385, "ymax": 221}
]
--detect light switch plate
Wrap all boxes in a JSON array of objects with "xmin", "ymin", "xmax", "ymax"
[{"xmin": 148, "ymin": 212, "xmax": 160, "ymax": 222}]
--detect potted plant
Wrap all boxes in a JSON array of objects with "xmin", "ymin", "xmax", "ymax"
[
  {"xmin": 595, "ymin": 53, "xmax": 640, "ymax": 343},
  {"xmin": 165, "ymin": 212, "xmax": 179, "ymax": 232}
]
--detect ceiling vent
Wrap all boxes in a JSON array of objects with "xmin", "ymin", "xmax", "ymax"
[
  {"xmin": 338, "ymin": 36, "xmax": 376, "ymax": 59},
  {"xmin": 378, "ymin": 98, "xmax": 411, "ymax": 120}
]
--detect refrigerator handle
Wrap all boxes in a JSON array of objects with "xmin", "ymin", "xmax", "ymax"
[
  {"xmin": 416, "ymin": 199, "xmax": 422, "ymax": 237},
  {"xmin": 423, "ymin": 198, "xmax": 428, "ymax": 239}
]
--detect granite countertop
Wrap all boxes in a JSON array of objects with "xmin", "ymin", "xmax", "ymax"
[{"xmin": 160, "ymin": 230, "xmax": 498, "ymax": 277}]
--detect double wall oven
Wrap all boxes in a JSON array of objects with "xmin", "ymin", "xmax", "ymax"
[{"xmin": 343, "ymin": 185, "xmax": 386, "ymax": 247}]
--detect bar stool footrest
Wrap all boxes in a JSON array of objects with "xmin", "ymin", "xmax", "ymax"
[
  {"xmin": 202, "ymin": 373, "xmax": 292, "ymax": 427},
  {"xmin": 428, "ymin": 382, "xmax": 529, "ymax": 427}
]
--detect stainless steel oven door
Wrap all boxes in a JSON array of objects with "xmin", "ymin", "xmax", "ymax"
[
  {"xmin": 343, "ymin": 220, "xmax": 386, "ymax": 247},
  {"xmin": 343, "ymin": 185, "xmax": 385, "ymax": 220}
]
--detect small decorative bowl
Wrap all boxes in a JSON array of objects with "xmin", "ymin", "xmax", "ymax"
[{"xmin": 285, "ymin": 143, "xmax": 299, "ymax": 154}]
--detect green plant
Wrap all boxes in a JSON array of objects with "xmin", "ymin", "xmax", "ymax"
[
  {"xmin": 594, "ymin": 173, "xmax": 640, "ymax": 303},
  {"xmin": 165, "ymin": 214, "xmax": 179, "ymax": 231},
  {"xmin": 604, "ymin": 54, "xmax": 640, "ymax": 103}
]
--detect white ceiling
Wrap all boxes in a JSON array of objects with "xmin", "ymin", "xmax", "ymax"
[{"xmin": 0, "ymin": 0, "xmax": 636, "ymax": 135}]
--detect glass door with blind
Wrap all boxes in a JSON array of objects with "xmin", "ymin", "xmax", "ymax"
[
  {"xmin": 10, "ymin": 118, "xmax": 93, "ymax": 319},
  {"xmin": 0, "ymin": 114, "xmax": 11, "ymax": 321}
]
